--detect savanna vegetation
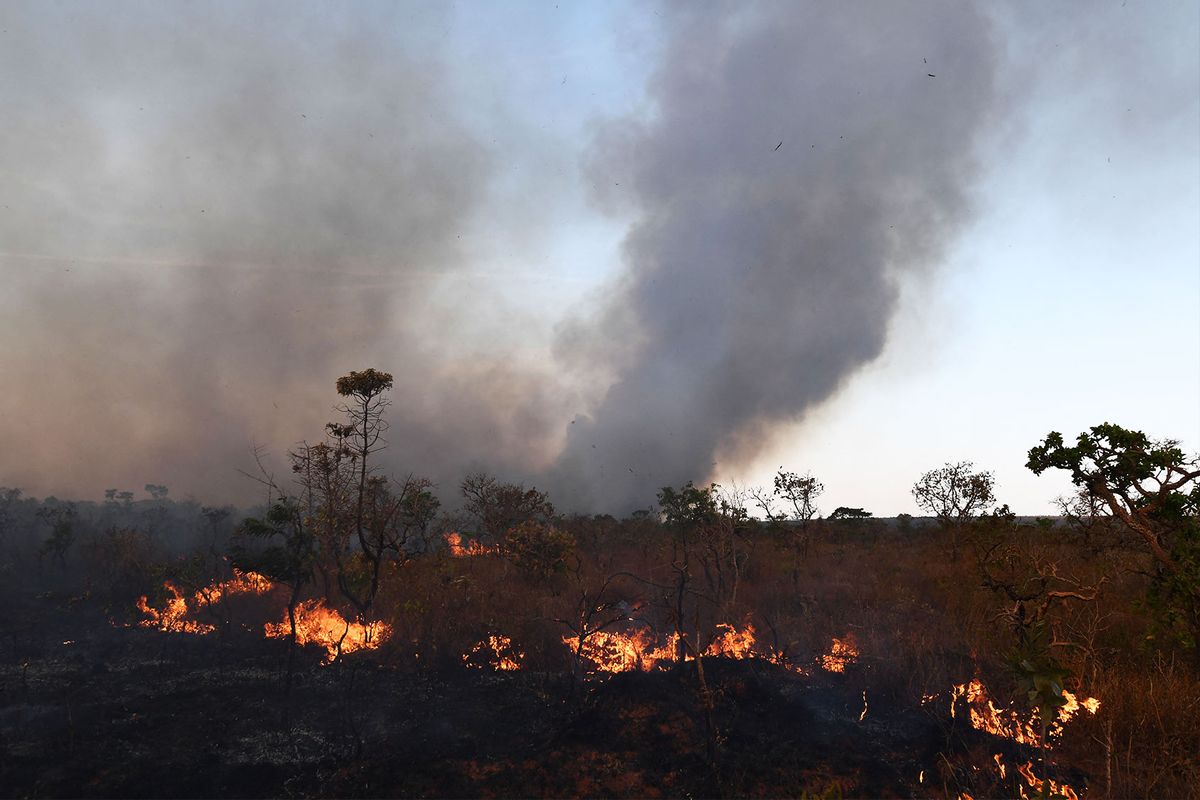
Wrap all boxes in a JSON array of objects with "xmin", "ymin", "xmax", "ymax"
[{"xmin": 1, "ymin": 371, "xmax": 1197, "ymax": 798}]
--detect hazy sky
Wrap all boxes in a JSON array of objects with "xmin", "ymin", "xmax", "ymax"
[{"xmin": 1, "ymin": 1, "xmax": 1196, "ymax": 515}]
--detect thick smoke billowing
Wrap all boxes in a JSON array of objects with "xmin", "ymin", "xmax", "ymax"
[
  {"xmin": 1, "ymin": 2, "xmax": 1002, "ymax": 512},
  {"xmin": 551, "ymin": 2, "xmax": 1000, "ymax": 511}
]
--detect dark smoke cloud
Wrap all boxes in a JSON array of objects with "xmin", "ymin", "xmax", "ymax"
[
  {"xmin": 551, "ymin": 2, "xmax": 1001, "ymax": 511},
  {"xmin": 0, "ymin": 3, "xmax": 572, "ymax": 503}
]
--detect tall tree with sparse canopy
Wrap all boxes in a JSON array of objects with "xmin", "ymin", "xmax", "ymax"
[
  {"xmin": 334, "ymin": 368, "xmax": 394, "ymax": 553},
  {"xmin": 912, "ymin": 461, "xmax": 995, "ymax": 561}
]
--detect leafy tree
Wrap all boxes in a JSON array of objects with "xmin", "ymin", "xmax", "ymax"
[
  {"xmin": 828, "ymin": 506, "xmax": 872, "ymax": 521},
  {"xmin": 144, "ymin": 484, "xmax": 169, "ymax": 501},
  {"xmin": 657, "ymin": 481, "xmax": 720, "ymax": 528},
  {"xmin": 232, "ymin": 498, "xmax": 315, "ymax": 723},
  {"xmin": 0, "ymin": 487, "xmax": 21, "ymax": 552},
  {"xmin": 334, "ymin": 368, "xmax": 394, "ymax": 557},
  {"xmin": 773, "ymin": 470, "xmax": 824, "ymax": 522},
  {"xmin": 911, "ymin": 461, "xmax": 995, "ymax": 560},
  {"xmin": 1027, "ymin": 423, "xmax": 1200, "ymax": 657},
  {"xmin": 37, "ymin": 502, "xmax": 76, "ymax": 569},
  {"xmin": 503, "ymin": 520, "xmax": 575, "ymax": 581},
  {"xmin": 656, "ymin": 482, "xmax": 750, "ymax": 658},
  {"xmin": 460, "ymin": 472, "xmax": 554, "ymax": 540},
  {"xmin": 1006, "ymin": 619, "xmax": 1072, "ymax": 795},
  {"xmin": 751, "ymin": 469, "xmax": 824, "ymax": 575}
]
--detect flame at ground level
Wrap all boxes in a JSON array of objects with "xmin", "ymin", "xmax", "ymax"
[
  {"xmin": 135, "ymin": 571, "xmax": 388, "ymax": 663},
  {"xmin": 136, "ymin": 569, "xmax": 274, "ymax": 634},
  {"xmin": 563, "ymin": 623, "xmax": 849, "ymax": 676},
  {"xmin": 264, "ymin": 599, "xmax": 391, "ymax": 663},
  {"xmin": 463, "ymin": 635, "xmax": 525, "ymax": 671},
  {"xmin": 819, "ymin": 635, "xmax": 858, "ymax": 673},
  {"xmin": 949, "ymin": 678, "xmax": 1100, "ymax": 746}
]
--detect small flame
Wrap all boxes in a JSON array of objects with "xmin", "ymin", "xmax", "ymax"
[
  {"xmin": 264, "ymin": 599, "xmax": 391, "ymax": 663},
  {"xmin": 819, "ymin": 635, "xmax": 859, "ymax": 673},
  {"xmin": 980, "ymin": 753, "xmax": 1083, "ymax": 800},
  {"xmin": 443, "ymin": 531, "xmax": 497, "ymax": 557},
  {"xmin": 463, "ymin": 634, "xmax": 525, "ymax": 671}
]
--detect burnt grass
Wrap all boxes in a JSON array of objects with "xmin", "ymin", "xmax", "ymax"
[{"xmin": 5, "ymin": 594, "xmax": 1067, "ymax": 799}]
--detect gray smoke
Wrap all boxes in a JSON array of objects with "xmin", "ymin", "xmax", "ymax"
[
  {"xmin": 1, "ymin": 2, "xmax": 1006, "ymax": 512},
  {"xmin": 0, "ymin": 3, "xmax": 572, "ymax": 503},
  {"xmin": 551, "ymin": 2, "xmax": 1001, "ymax": 511}
]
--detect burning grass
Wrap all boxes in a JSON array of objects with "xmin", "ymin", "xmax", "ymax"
[
  {"xmin": 262, "ymin": 599, "xmax": 391, "ymax": 662},
  {"xmin": 135, "ymin": 569, "xmax": 273, "ymax": 634},
  {"xmin": 948, "ymin": 677, "xmax": 1100, "ymax": 746},
  {"xmin": 463, "ymin": 634, "xmax": 525, "ymax": 671},
  {"xmin": 135, "ymin": 570, "xmax": 388, "ymax": 663}
]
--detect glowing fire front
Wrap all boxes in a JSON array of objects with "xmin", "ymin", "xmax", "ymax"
[
  {"xmin": 563, "ymin": 623, "xmax": 848, "ymax": 676},
  {"xmin": 263, "ymin": 599, "xmax": 391, "ymax": 663},
  {"xmin": 463, "ymin": 635, "xmax": 525, "ymax": 671},
  {"xmin": 950, "ymin": 678, "xmax": 1101, "ymax": 745},
  {"xmin": 135, "ymin": 570, "xmax": 388, "ymax": 663},
  {"xmin": 563, "ymin": 628, "xmax": 680, "ymax": 673},
  {"xmin": 136, "ymin": 569, "xmax": 273, "ymax": 634},
  {"xmin": 444, "ymin": 532, "xmax": 497, "ymax": 557},
  {"xmin": 819, "ymin": 635, "xmax": 859, "ymax": 673}
]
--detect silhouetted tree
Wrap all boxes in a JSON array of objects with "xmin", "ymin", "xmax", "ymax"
[
  {"xmin": 1028, "ymin": 423, "xmax": 1200, "ymax": 660},
  {"xmin": 912, "ymin": 461, "xmax": 995, "ymax": 560},
  {"xmin": 460, "ymin": 472, "xmax": 555, "ymax": 542}
]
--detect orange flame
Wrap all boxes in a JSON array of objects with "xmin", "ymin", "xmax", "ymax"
[
  {"xmin": 705, "ymin": 622, "xmax": 758, "ymax": 658},
  {"xmin": 444, "ymin": 531, "xmax": 497, "ymax": 557},
  {"xmin": 136, "ymin": 583, "xmax": 214, "ymax": 634},
  {"xmin": 563, "ymin": 628, "xmax": 679, "ymax": 673},
  {"xmin": 136, "ymin": 569, "xmax": 274, "ymax": 634},
  {"xmin": 950, "ymin": 679, "xmax": 1100, "ymax": 746},
  {"xmin": 564, "ymin": 622, "xmax": 815, "ymax": 675},
  {"xmin": 981, "ymin": 753, "xmax": 1083, "ymax": 800},
  {"xmin": 264, "ymin": 599, "xmax": 391, "ymax": 663},
  {"xmin": 463, "ymin": 634, "xmax": 525, "ymax": 671},
  {"xmin": 1016, "ymin": 759, "xmax": 1081, "ymax": 800},
  {"xmin": 819, "ymin": 635, "xmax": 859, "ymax": 673},
  {"xmin": 136, "ymin": 571, "xmax": 387, "ymax": 663}
]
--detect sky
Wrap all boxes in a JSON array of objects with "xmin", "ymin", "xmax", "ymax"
[{"xmin": 0, "ymin": 1, "xmax": 1196, "ymax": 516}]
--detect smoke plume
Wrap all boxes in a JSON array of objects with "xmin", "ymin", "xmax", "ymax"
[
  {"xmin": 551, "ymin": 2, "xmax": 1000, "ymax": 511},
  {"xmin": 1, "ymin": 2, "xmax": 1002, "ymax": 512}
]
